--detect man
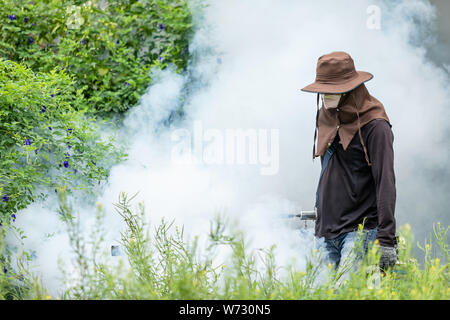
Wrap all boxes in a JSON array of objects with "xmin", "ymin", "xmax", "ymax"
[{"xmin": 301, "ymin": 51, "xmax": 397, "ymax": 271}]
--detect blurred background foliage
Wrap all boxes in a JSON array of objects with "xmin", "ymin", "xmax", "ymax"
[{"xmin": 0, "ymin": 0, "xmax": 193, "ymax": 115}]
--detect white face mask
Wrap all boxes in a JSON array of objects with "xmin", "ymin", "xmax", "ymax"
[{"xmin": 320, "ymin": 93, "xmax": 342, "ymax": 109}]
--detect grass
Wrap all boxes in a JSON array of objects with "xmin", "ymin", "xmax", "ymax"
[{"xmin": 1, "ymin": 190, "xmax": 449, "ymax": 300}]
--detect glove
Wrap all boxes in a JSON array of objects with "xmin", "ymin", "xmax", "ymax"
[{"xmin": 379, "ymin": 246, "xmax": 397, "ymax": 270}]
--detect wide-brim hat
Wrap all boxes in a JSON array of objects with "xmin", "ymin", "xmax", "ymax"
[{"xmin": 301, "ymin": 51, "xmax": 373, "ymax": 94}]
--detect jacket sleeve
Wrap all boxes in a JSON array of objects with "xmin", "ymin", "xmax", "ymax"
[{"xmin": 366, "ymin": 119, "xmax": 397, "ymax": 247}]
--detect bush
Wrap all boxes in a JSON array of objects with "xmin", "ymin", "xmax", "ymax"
[
  {"xmin": 0, "ymin": 0, "xmax": 197, "ymax": 299},
  {"xmin": 0, "ymin": 59, "xmax": 126, "ymax": 225},
  {"xmin": 0, "ymin": 0, "xmax": 193, "ymax": 114}
]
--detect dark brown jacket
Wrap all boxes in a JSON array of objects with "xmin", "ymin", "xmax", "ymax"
[{"xmin": 315, "ymin": 118, "xmax": 396, "ymax": 247}]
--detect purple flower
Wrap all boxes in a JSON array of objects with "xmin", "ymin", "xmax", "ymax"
[
  {"xmin": 24, "ymin": 16, "xmax": 28, "ymax": 23},
  {"xmin": 28, "ymin": 36, "xmax": 34, "ymax": 44},
  {"xmin": 159, "ymin": 23, "xmax": 164, "ymax": 30},
  {"xmin": 65, "ymin": 152, "xmax": 70, "ymax": 159},
  {"xmin": 2, "ymin": 266, "xmax": 6, "ymax": 274},
  {"xmin": 159, "ymin": 57, "xmax": 165, "ymax": 62},
  {"xmin": 80, "ymin": 39, "xmax": 85, "ymax": 45},
  {"xmin": 63, "ymin": 160, "xmax": 69, "ymax": 168},
  {"xmin": 49, "ymin": 126, "xmax": 52, "ymax": 130},
  {"xmin": 67, "ymin": 128, "xmax": 72, "ymax": 134},
  {"xmin": 41, "ymin": 105, "xmax": 46, "ymax": 112},
  {"xmin": 50, "ymin": 94, "xmax": 54, "ymax": 98},
  {"xmin": 116, "ymin": 39, "xmax": 120, "ymax": 44},
  {"xmin": 34, "ymin": 149, "xmax": 38, "ymax": 154},
  {"xmin": 124, "ymin": 81, "xmax": 131, "ymax": 86},
  {"xmin": 91, "ymin": 160, "xmax": 96, "ymax": 166},
  {"xmin": 11, "ymin": 214, "xmax": 16, "ymax": 222},
  {"xmin": 67, "ymin": 141, "xmax": 72, "ymax": 149},
  {"xmin": 7, "ymin": 14, "xmax": 17, "ymax": 21},
  {"xmin": 24, "ymin": 139, "xmax": 31, "ymax": 145},
  {"xmin": 2, "ymin": 194, "xmax": 8, "ymax": 202}
]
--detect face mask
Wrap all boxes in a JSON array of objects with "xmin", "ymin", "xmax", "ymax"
[{"xmin": 320, "ymin": 93, "xmax": 342, "ymax": 109}]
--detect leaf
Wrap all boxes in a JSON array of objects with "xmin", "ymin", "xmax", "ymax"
[
  {"xmin": 51, "ymin": 24, "xmax": 60, "ymax": 34},
  {"xmin": 98, "ymin": 68, "xmax": 109, "ymax": 76}
]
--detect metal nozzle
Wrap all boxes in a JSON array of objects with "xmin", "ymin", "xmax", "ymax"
[
  {"xmin": 297, "ymin": 209, "xmax": 317, "ymax": 220},
  {"xmin": 286, "ymin": 208, "xmax": 317, "ymax": 220}
]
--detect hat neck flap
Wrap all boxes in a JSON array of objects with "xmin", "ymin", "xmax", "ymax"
[{"xmin": 313, "ymin": 84, "xmax": 390, "ymax": 165}]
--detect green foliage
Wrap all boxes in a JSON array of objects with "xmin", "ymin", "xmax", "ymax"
[
  {"xmin": 0, "ymin": 59, "xmax": 126, "ymax": 224},
  {"xmin": 0, "ymin": 226, "xmax": 50, "ymax": 300},
  {"xmin": 22, "ymin": 190, "xmax": 446, "ymax": 300},
  {"xmin": 0, "ymin": 0, "xmax": 193, "ymax": 114},
  {"xmin": 0, "ymin": 0, "xmax": 195, "ymax": 294},
  {"xmin": 1, "ymin": 190, "xmax": 448, "ymax": 300}
]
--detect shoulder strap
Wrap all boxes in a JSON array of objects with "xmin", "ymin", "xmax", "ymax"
[{"xmin": 315, "ymin": 136, "xmax": 339, "ymax": 209}]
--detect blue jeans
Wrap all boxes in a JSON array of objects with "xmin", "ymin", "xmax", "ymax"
[{"xmin": 323, "ymin": 228, "xmax": 377, "ymax": 270}]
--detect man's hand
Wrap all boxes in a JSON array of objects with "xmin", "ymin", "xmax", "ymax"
[{"xmin": 379, "ymin": 246, "xmax": 397, "ymax": 270}]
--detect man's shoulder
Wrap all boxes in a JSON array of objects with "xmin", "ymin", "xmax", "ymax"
[
  {"xmin": 363, "ymin": 118, "xmax": 394, "ymax": 143},
  {"xmin": 362, "ymin": 118, "xmax": 392, "ymax": 133}
]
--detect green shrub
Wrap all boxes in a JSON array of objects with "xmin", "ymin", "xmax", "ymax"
[
  {"xmin": 1, "ymin": 189, "xmax": 448, "ymax": 300},
  {"xmin": 0, "ymin": 59, "xmax": 126, "ymax": 225},
  {"xmin": 50, "ymin": 191, "xmax": 449, "ymax": 300},
  {"xmin": 0, "ymin": 0, "xmax": 193, "ymax": 114}
]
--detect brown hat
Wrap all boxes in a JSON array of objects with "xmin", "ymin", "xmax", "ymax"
[{"xmin": 301, "ymin": 51, "xmax": 373, "ymax": 94}]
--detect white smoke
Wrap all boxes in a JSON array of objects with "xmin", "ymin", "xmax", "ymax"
[{"xmin": 7, "ymin": 0, "xmax": 450, "ymax": 296}]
